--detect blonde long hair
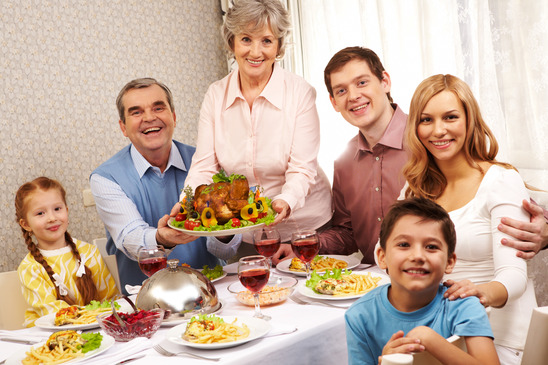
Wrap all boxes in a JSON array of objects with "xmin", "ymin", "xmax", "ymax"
[
  {"xmin": 15, "ymin": 177, "xmax": 99, "ymax": 305},
  {"xmin": 403, "ymin": 74, "xmax": 516, "ymax": 199}
]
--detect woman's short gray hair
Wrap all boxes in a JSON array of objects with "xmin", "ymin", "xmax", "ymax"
[{"xmin": 222, "ymin": 0, "xmax": 291, "ymax": 59}]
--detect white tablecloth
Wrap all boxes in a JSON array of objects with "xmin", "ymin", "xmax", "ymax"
[{"xmin": 1, "ymin": 266, "xmax": 387, "ymax": 365}]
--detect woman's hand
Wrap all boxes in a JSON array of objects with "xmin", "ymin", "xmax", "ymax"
[
  {"xmin": 443, "ymin": 279, "xmax": 493, "ymax": 306},
  {"xmin": 444, "ymin": 279, "xmax": 508, "ymax": 308},
  {"xmin": 271, "ymin": 199, "xmax": 291, "ymax": 225}
]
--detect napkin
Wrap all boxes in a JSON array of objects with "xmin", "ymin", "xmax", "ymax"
[
  {"xmin": 264, "ymin": 322, "xmax": 298, "ymax": 338},
  {"xmin": 0, "ymin": 331, "xmax": 49, "ymax": 362},
  {"xmin": 0, "ymin": 330, "xmax": 47, "ymax": 343},
  {"xmin": 125, "ymin": 285, "xmax": 141, "ymax": 295},
  {"xmin": 78, "ymin": 337, "xmax": 152, "ymax": 365}
]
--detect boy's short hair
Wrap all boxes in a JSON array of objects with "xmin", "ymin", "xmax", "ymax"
[
  {"xmin": 323, "ymin": 46, "xmax": 393, "ymax": 103},
  {"xmin": 379, "ymin": 197, "xmax": 456, "ymax": 255}
]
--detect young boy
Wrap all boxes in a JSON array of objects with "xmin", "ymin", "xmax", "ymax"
[{"xmin": 345, "ymin": 197, "xmax": 499, "ymax": 365}]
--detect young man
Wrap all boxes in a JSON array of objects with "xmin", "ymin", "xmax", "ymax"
[
  {"xmin": 90, "ymin": 78, "xmax": 240, "ymax": 290},
  {"xmin": 345, "ymin": 198, "xmax": 499, "ymax": 365},
  {"xmin": 316, "ymin": 46, "xmax": 548, "ymax": 264}
]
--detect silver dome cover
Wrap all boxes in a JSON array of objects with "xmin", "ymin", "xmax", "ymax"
[{"xmin": 135, "ymin": 259, "xmax": 221, "ymax": 320}]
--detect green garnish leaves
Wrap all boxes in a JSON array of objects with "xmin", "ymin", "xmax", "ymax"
[
  {"xmin": 80, "ymin": 332, "xmax": 103, "ymax": 353},
  {"xmin": 190, "ymin": 314, "xmax": 224, "ymax": 324},
  {"xmin": 212, "ymin": 169, "xmax": 246, "ymax": 183},
  {"xmin": 305, "ymin": 268, "xmax": 353, "ymax": 293},
  {"xmin": 202, "ymin": 264, "xmax": 224, "ymax": 280},
  {"xmin": 85, "ymin": 299, "xmax": 120, "ymax": 311}
]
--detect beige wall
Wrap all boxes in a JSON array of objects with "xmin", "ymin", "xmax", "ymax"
[
  {"xmin": 0, "ymin": 0, "xmax": 226, "ymax": 271},
  {"xmin": 1, "ymin": 1, "xmax": 545, "ymax": 307}
]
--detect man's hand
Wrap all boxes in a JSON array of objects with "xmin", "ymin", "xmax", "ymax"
[
  {"xmin": 499, "ymin": 199, "xmax": 548, "ymax": 259},
  {"xmin": 156, "ymin": 214, "xmax": 197, "ymax": 247},
  {"xmin": 170, "ymin": 201, "xmax": 181, "ymax": 217},
  {"xmin": 271, "ymin": 244, "xmax": 295, "ymax": 265}
]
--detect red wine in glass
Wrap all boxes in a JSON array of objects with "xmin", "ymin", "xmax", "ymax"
[
  {"xmin": 239, "ymin": 268, "xmax": 270, "ymax": 293},
  {"xmin": 137, "ymin": 245, "xmax": 167, "ymax": 278},
  {"xmin": 291, "ymin": 231, "xmax": 320, "ymax": 280},
  {"xmin": 139, "ymin": 257, "xmax": 167, "ymax": 277},
  {"xmin": 238, "ymin": 255, "xmax": 271, "ymax": 320},
  {"xmin": 253, "ymin": 227, "xmax": 281, "ymax": 268},
  {"xmin": 254, "ymin": 239, "xmax": 281, "ymax": 258},
  {"xmin": 292, "ymin": 239, "xmax": 320, "ymax": 262}
]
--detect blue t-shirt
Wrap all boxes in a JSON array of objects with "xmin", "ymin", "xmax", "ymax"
[{"xmin": 345, "ymin": 284, "xmax": 493, "ymax": 365}]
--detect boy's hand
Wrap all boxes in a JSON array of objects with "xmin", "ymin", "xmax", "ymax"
[
  {"xmin": 381, "ymin": 330, "xmax": 425, "ymax": 358},
  {"xmin": 443, "ymin": 279, "xmax": 489, "ymax": 306}
]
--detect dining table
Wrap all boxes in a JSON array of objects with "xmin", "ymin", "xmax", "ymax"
[{"xmin": 0, "ymin": 264, "xmax": 388, "ymax": 365}]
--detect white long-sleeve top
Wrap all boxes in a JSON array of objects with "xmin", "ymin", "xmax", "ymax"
[{"xmin": 445, "ymin": 165, "xmax": 537, "ymax": 350}]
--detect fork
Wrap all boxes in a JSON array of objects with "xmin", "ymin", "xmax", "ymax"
[
  {"xmin": 289, "ymin": 294, "xmax": 350, "ymax": 309},
  {"xmin": 153, "ymin": 344, "xmax": 220, "ymax": 362}
]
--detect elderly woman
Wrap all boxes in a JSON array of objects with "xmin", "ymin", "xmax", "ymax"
[{"xmin": 180, "ymin": 0, "xmax": 332, "ymax": 261}]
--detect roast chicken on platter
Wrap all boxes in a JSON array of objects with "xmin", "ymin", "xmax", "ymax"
[{"xmin": 194, "ymin": 176, "xmax": 250, "ymax": 224}]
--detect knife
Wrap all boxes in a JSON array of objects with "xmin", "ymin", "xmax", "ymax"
[
  {"xmin": 0, "ymin": 337, "xmax": 40, "ymax": 345},
  {"xmin": 115, "ymin": 354, "xmax": 146, "ymax": 364}
]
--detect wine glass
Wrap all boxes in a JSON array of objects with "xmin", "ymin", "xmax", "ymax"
[
  {"xmin": 137, "ymin": 245, "xmax": 167, "ymax": 277},
  {"xmin": 253, "ymin": 227, "xmax": 281, "ymax": 268},
  {"xmin": 238, "ymin": 255, "xmax": 271, "ymax": 320},
  {"xmin": 291, "ymin": 230, "xmax": 320, "ymax": 280}
]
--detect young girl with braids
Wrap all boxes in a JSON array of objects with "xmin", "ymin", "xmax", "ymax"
[{"xmin": 15, "ymin": 177, "xmax": 118, "ymax": 327}]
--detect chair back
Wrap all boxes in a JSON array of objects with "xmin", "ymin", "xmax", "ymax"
[
  {"xmin": 0, "ymin": 271, "xmax": 28, "ymax": 330},
  {"xmin": 92, "ymin": 238, "xmax": 121, "ymax": 292},
  {"xmin": 521, "ymin": 306, "xmax": 548, "ymax": 365}
]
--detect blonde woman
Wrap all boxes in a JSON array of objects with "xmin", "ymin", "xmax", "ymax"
[{"xmin": 402, "ymin": 74, "xmax": 537, "ymax": 365}]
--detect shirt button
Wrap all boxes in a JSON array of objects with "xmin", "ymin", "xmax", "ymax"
[
  {"xmin": 375, "ymin": 156, "xmax": 380, "ymax": 161},
  {"xmin": 377, "ymin": 217, "xmax": 382, "ymax": 222},
  {"xmin": 375, "ymin": 187, "xmax": 379, "ymax": 192}
]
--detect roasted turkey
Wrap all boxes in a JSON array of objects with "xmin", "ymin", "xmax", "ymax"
[{"xmin": 194, "ymin": 176, "xmax": 250, "ymax": 224}]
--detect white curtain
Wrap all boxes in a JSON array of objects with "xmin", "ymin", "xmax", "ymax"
[{"xmin": 285, "ymin": 0, "xmax": 548, "ymax": 198}]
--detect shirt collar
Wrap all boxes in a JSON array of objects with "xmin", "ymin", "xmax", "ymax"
[
  {"xmin": 356, "ymin": 104, "xmax": 407, "ymax": 154},
  {"xmin": 130, "ymin": 141, "xmax": 187, "ymax": 178},
  {"xmin": 225, "ymin": 63, "xmax": 284, "ymax": 111}
]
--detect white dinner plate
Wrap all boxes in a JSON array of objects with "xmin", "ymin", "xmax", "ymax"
[
  {"xmin": 5, "ymin": 333, "xmax": 114, "ymax": 365},
  {"xmin": 161, "ymin": 299, "xmax": 225, "ymax": 327},
  {"xmin": 34, "ymin": 312, "xmax": 101, "ymax": 331},
  {"xmin": 168, "ymin": 218, "xmax": 264, "ymax": 237},
  {"xmin": 276, "ymin": 254, "xmax": 360, "ymax": 276},
  {"xmin": 165, "ymin": 315, "xmax": 271, "ymax": 349},
  {"xmin": 298, "ymin": 272, "xmax": 390, "ymax": 300},
  {"xmin": 223, "ymin": 262, "xmax": 239, "ymax": 275},
  {"xmin": 34, "ymin": 300, "xmax": 134, "ymax": 331},
  {"xmin": 199, "ymin": 269, "xmax": 227, "ymax": 283}
]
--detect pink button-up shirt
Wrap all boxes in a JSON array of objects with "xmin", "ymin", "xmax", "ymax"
[
  {"xmin": 184, "ymin": 63, "xmax": 332, "ymax": 242},
  {"xmin": 319, "ymin": 105, "xmax": 408, "ymax": 263}
]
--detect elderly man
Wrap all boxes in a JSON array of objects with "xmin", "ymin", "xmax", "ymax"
[{"xmin": 91, "ymin": 78, "xmax": 240, "ymax": 291}]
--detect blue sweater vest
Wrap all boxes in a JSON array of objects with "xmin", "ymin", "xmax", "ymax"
[{"xmin": 91, "ymin": 141, "xmax": 219, "ymax": 291}]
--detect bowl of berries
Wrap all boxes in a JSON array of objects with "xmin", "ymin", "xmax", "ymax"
[{"xmin": 96, "ymin": 296, "xmax": 164, "ymax": 342}]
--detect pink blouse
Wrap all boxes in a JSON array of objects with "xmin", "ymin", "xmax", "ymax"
[{"xmin": 183, "ymin": 63, "xmax": 332, "ymax": 242}]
